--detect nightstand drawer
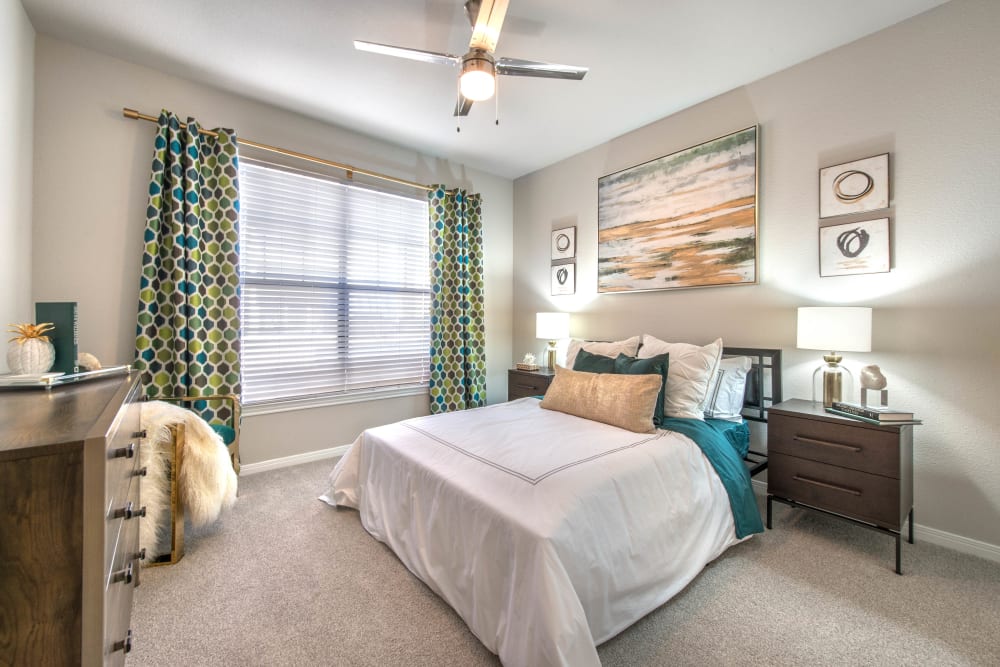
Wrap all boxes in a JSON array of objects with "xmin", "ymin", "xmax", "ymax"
[
  {"xmin": 769, "ymin": 453, "xmax": 902, "ymax": 529},
  {"xmin": 769, "ymin": 412, "xmax": 900, "ymax": 478},
  {"xmin": 507, "ymin": 370, "xmax": 554, "ymax": 401}
]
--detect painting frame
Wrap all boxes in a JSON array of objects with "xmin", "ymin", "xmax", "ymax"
[
  {"xmin": 551, "ymin": 263, "xmax": 576, "ymax": 296},
  {"xmin": 597, "ymin": 126, "xmax": 758, "ymax": 294},
  {"xmin": 551, "ymin": 226, "xmax": 576, "ymax": 260},
  {"xmin": 819, "ymin": 217, "xmax": 890, "ymax": 277},
  {"xmin": 819, "ymin": 153, "xmax": 890, "ymax": 219}
]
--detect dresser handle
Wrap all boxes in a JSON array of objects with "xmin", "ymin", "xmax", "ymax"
[
  {"xmin": 514, "ymin": 384, "xmax": 539, "ymax": 390},
  {"xmin": 794, "ymin": 436, "xmax": 862, "ymax": 453},
  {"xmin": 133, "ymin": 429, "xmax": 147, "ymax": 439},
  {"xmin": 113, "ymin": 501, "xmax": 147, "ymax": 520},
  {"xmin": 112, "ymin": 562, "xmax": 134, "ymax": 585},
  {"xmin": 113, "ymin": 629, "xmax": 133, "ymax": 654},
  {"xmin": 111, "ymin": 442, "xmax": 137, "ymax": 459},
  {"xmin": 133, "ymin": 466, "xmax": 148, "ymax": 477},
  {"xmin": 793, "ymin": 474, "xmax": 861, "ymax": 496}
]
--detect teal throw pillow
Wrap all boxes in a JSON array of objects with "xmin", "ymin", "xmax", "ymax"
[
  {"xmin": 573, "ymin": 348, "xmax": 617, "ymax": 373},
  {"xmin": 614, "ymin": 353, "xmax": 669, "ymax": 426}
]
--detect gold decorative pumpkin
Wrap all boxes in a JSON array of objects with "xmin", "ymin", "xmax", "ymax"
[{"xmin": 6, "ymin": 323, "xmax": 56, "ymax": 374}]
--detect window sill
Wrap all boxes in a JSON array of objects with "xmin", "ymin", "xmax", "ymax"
[{"xmin": 243, "ymin": 385, "xmax": 429, "ymax": 417}]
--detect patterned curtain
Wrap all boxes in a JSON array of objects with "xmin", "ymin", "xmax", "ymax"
[
  {"xmin": 428, "ymin": 186, "xmax": 486, "ymax": 413},
  {"xmin": 135, "ymin": 110, "xmax": 241, "ymax": 422}
]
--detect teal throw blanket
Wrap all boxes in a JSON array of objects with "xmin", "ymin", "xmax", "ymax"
[{"xmin": 660, "ymin": 417, "xmax": 763, "ymax": 539}]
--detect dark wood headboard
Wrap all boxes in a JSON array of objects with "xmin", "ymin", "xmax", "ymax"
[{"xmin": 721, "ymin": 347, "xmax": 782, "ymax": 423}]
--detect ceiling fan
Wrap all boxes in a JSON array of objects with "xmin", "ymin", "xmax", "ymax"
[{"xmin": 354, "ymin": 0, "xmax": 588, "ymax": 117}]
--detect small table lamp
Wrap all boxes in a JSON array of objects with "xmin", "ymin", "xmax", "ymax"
[
  {"xmin": 797, "ymin": 306, "xmax": 872, "ymax": 407},
  {"xmin": 536, "ymin": 312, "xmax": 569, "ymax": 371}
]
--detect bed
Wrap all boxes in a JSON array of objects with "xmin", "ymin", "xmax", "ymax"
[{"xmin": 320, "ymin": 343, "xmax": 781, "ymax": 666}]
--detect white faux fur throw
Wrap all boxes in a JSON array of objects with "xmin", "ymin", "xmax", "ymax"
[{"xmin": 140, "ymin": 400, "xmax": 238, "ymax": 560}]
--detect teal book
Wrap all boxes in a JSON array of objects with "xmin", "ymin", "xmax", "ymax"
[{"xmin": 35, "ymin": 301, "xmax": 79, "ymax": 375}]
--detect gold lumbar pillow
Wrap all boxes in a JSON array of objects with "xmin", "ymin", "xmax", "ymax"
[{"xmin": 539, "ymin": 365, "xmax": 662, "ymax": 433}]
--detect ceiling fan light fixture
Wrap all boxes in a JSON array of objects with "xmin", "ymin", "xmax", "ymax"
[{"xmin": 460, "ymin": 50, "xmax": 496, "ymax": 101}]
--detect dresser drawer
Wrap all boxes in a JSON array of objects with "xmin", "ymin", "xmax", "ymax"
[
  {"xmin": 769, "ymin": 453, "xmax": 903, "ymax": 529},
  {"xmin": 105, "ymin": 472, "xmax": 142, "ymax": 665},
  {"xmin": 507, "ymin": 370, "xmax": 553, "ymax": 400},
  {"xmin": 769, "ymin": 411, "xmax": 900, "ymax": 478}
]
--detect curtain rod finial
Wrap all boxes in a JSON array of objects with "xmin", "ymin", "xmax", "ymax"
[{"xmin": 123, "ymin": 108, "xmax": 139, "ymax": 119}]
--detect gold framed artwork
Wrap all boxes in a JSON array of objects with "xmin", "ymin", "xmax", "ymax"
[
  {"xmin": 597, "ymin": 126, "xmax": 758, "ymax": 293},
  {"xmin": 819, "ymin": 153, "xmax": 889, "ymax": 219},
  {"xmin": 819, "ymin": 217, "xmax": 890, "ymax": 277}
]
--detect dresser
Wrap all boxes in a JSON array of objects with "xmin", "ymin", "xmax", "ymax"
[
  {"xmin": 507, "ymin": 367, "xmax": 555, "ymax": 401},
  {"xmin": 0, "ymin": 372, "xmax": 145, "ymax": 665},
  {"xmin": 766, "ymin": 398, "xmax": 914, "ymax": 574}
]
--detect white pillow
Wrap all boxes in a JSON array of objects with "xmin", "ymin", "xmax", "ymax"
[
  {"xmin": 704, "ymin": 356, "xmax": 752, "ymax": 422},
  {"xmin": 564, "ymin": 335, "xmax": 641, "ymax": 370},
  {"xmin": 637, "ymin": 334, "xmax": 723, "ymax": 420}
]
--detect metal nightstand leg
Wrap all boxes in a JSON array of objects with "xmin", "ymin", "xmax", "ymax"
[{"xmin": 908, "ymin": 508, "xmax": 915, "ymax": 544}]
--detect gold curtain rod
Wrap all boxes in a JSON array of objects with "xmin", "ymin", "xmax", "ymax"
[{"xmin": 122, "ymin": 107, "xmax": 438, "ymax": 194}]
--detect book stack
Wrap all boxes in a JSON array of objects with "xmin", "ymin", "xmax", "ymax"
[{"xmin": 827, "ymin": 401, "xmax": 922, "ymax": 425}]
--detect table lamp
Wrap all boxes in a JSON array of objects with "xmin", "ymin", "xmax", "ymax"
[
  {"xmin": 536, "ymin": 312, "xmax": 569, "ymax": 370},
  {"xmin": 797, "ymin": 306, "xmax": 872, "ymax": 407}
]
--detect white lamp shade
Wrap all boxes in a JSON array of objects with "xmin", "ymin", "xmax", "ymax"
[
  {"xmin": 536, "ymin": 312, "xmax": 569, "ymax": 340},
  {"xmin": 797, "ymin": 307, "xmax": 872, "ymax": 352}
]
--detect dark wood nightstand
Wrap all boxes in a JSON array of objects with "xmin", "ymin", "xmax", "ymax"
[
  {"xmin": 766, "ymin": 398, "xmax": 915, "ymax": 574},
  {"xmin": 507, "ymin": 367, "xmax": 555, "ymax": 401}
]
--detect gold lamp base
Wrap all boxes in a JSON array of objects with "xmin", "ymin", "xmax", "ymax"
[
  {"xmin": 545, "ymin": 341, "xmax": 557, "ymax": 370},
  {"xmin": 813, "ymin": 353, "xmax": 853, "ymax": 407}
]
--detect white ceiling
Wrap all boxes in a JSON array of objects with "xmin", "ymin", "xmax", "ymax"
[{"xmin": 21, "ymin": 0, "xmax": 947, "ymax": 179}]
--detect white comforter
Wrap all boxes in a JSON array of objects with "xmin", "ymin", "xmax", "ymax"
[{"xmin": 320, "ymin": 398, "xmax": 742, "ymax": 666}]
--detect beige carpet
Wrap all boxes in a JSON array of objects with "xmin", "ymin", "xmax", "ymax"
[{"xmin": 128, "ymin": 459, "xmax": 1000, "ymax": 666}]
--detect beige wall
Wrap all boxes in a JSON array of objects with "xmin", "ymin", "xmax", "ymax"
[
  {"xmin": 0, "ymin": 1, "xmax": 35, "ymax": 372},
  {"xmin": 31, "ymin": 36, "xmax": 513, "ymax": 464},
  {"xmin": 513, "ymin": 0, "xmax": 1000, "ymax": 548}
]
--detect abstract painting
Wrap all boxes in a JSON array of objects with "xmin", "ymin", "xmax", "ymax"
[
  {"xmin": 819, "ymin": 217, "xmax": 890, "ymax": 277},
  {"xmin": 597, "ymin": 126, "xmax": 757, "ymax": 293},
  {"xmin": 551, "ymin": 263, "xmax": 575, "ymax": 295},
  {"xmin": 551, "ymin": 226, "xmax": 576, "ymax": 260},
  {"xmin": 819, "ymin": 153, "xmax": 889, "ymax": 218}
]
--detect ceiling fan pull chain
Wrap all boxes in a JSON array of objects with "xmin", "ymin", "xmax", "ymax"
[{"xmin": 494, "ymin": 76, "xmax": 500, "ymax": 126}]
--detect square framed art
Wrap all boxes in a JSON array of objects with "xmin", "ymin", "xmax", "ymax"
[
  {"xmin": 551, "ymin": 263, "xmax": 576, "ymax": 295},
  {"xmin": 551, "ymin": 226, "xmax": 576, "ymax": 260},
  {"xmin": 819, "ymin": 153, "xmax": 889, "ymax": 218},
  {"xmin": 819, "ymin": 217, "xmax": 890, "ymax": 277}
]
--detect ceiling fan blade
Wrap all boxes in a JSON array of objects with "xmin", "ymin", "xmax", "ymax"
[
  {"xmin": 354, "ymin": 40, "xmax": 460, "ymax": 67},
  {"xmin": 468, "ymin": 0, "xmax": 509, "ymax": 53},
  {"xmin": 454, "ymin": 94, "xmax": 474, "ymax": 117},
  {"xmin": 497, "ymin": 57, "xmax": 588, "ymax": 80}
]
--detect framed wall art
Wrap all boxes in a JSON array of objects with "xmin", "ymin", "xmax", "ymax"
[
  {"xmin": 819, "ymin": 217, "xmax": 890, "ymax": 277},
  {"xmin": 597, "ymin": 126, "xmax": 758, "ymax": 293},
  {"xmin": 551, "ymin": 226, "xmax": 576, "ymax": 260},
  {"xmin": 551, "ymin": 263, "xmax": 575, "ymax": 296},
  {"xmin": 819, "ymin": 153, "xmax": 889, "ymax": 218}
]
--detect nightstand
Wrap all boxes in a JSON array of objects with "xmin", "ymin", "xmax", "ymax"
[
  {"xmin": 507, "ymin": 367, "xmax": 555, "ymax": 401},
  {"xmin": 766, "ymin": 398, "xmax": 914, "ymax": 574}
]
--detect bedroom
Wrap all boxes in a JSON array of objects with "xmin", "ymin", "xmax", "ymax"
[{"xmin": 1, "ymin": 0, "xmax": 998, "ymax": 664}]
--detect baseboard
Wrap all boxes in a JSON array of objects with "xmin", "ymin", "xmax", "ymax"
[
  {"xmin": 751, "ymin": 479, "xmax": 1000, "ymax": 563},
  {"xmin": 240, "ymin": 444, "xmax": 349, "ymax": 476}
]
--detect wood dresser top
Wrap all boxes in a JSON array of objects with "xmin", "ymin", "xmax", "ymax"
[{"xmin": 0, "ymin": 373, "xmax": 138, "ymax": 457}]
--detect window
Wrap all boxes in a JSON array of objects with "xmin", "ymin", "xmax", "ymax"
[{"xmin": 238, "ymin": 159, "xmax": 430, "ymax": 407}]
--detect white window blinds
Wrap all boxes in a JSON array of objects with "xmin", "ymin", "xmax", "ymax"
[{"xmin": 239, "ymin": 160, "xmax": 431, "ymax": 406}]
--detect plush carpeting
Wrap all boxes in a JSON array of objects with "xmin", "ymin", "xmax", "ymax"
[{"xmin": 128, "ymin": 459, "xmax": 1000, "ymax": 666}]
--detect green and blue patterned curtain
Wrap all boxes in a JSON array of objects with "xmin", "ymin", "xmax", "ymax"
[
  {"xmin": 135, "ymin": 110, "xmax": 241, "ymax": 422},
  {"xmin": 428, "ymin": 186, "xmax": 486, "ymax": 413}
]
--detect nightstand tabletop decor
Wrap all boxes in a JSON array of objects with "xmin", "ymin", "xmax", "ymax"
[{"xmin": 766, "ymin": 398, "xmax": 916, "ymax": 574}]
